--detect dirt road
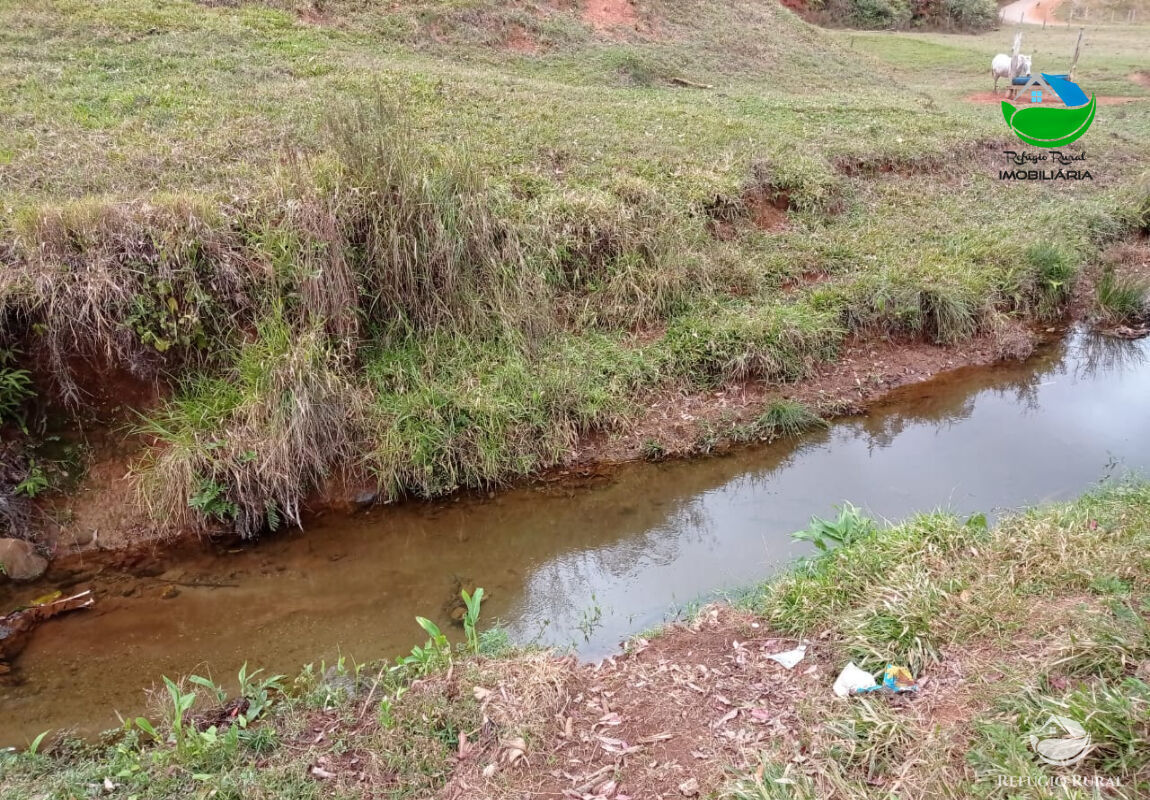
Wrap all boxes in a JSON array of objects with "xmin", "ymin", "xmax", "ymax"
[{"xmin": 999, "ymin": 0, "xmax": 1064, "ymax": 24}]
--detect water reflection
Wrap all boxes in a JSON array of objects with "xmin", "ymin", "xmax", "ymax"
[{"xmin": 2, "ymin": 329, "xmax": 1148, "ymax": 745}]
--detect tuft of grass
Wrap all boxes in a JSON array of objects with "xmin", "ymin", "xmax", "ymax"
[
  {"xmin": 755, "ymin": 399, "xmax": 828, "ymax": 440},
  {"xmin": 824, "ymin": 697, "xmax": 915, "ymax": 782},
  {"xmin": 1025, "ymin": 242, "xmax": 1077, "ymax": 320},
  {"xmin": 325, "ymin": 96, "xmax": 537, "ymax": 338},
  {"xmin": 136, "ymin": 313, "xmax": 363, "ymax": 538},
  {"xmin": 745, "ymin": 155, "xmax": 846, "ymax": 217},
  {"xmin": 663, "ymin": 303, "xmax": 843, "ymax": 388},
  {"xmin": 1095, "ymin": 267, "xmax": 1149, "ymax": 326},
  {"xmin": 2, "ymin": 198, "xmax": 260, "ymax": 403}
]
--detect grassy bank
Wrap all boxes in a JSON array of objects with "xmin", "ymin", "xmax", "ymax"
[
  {"xmin": 2, "ymin": 483, "xmax": 1148, "ymax": 798},
  {"xmin": 1, "ymin": 0, "xmax": 1149, "ymax": 540}
]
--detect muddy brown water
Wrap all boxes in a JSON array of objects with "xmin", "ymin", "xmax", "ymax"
[{"xmin": 2, "ymin": 329, "xmax": 1149, "ymax": 746}]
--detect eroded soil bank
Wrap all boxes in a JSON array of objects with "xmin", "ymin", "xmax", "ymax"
[{"xmin": 2, "ymin": 327, "xmax": 1149, "ymax": 746}]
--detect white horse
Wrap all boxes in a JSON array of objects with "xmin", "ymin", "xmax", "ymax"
[
  {"xmin": 992, "ymin": 33, "xmax": 1031, "ymax": 95},
  {"xmin": 992, "ymin": 53, "xmax": 1033, "ymax": 94}
]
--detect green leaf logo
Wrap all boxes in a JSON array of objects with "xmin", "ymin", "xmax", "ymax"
[{"xmin": 1001, "ymin": 94, "xmax": 1096, "ymax": 148}]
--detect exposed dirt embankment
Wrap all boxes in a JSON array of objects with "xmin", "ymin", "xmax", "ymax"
[{"xmin": 18, "ymin": 321, "xmax": 1034, "ymax": 571}]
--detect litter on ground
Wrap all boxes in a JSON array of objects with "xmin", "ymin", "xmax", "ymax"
[
  {"xmin": 832, "ymin": 662, "xmax": 876, "ymax": 697},
  {"xmin": 766, "ymin": 643, "xmax": 807, "ymax": 670}
]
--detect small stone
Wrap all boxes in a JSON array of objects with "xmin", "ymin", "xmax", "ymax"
[
  {"xmin": 352, "ymin": 489, "xmax": 378, "ymax": 508},
  {"xmin": 678, "ymin": 778, "xmax": 699, "ymax": 797},
  {"xmin": 159, "ymin": 585, "xmax": 180, "ymax": 600},
  {"xmin": 0, "ymin": 538, "xmax": 49, "ymax": 581},
  {"xmin": 68, "ymin": 529, "xmax": 96, "ymax": 547}
]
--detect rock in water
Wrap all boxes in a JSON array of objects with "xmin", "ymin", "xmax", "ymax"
[{"xmin": 0, "ymin": 538, "xmax": 48, "ymax": 581}]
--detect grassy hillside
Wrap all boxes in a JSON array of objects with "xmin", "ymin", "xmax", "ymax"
[
  {"xmin": 1, "ymin": 0, "xmax": 1148, "ymax": 538},
  {"xmin": 2, "ymin": 483, "xmax": 1147, "ymax": 797}
]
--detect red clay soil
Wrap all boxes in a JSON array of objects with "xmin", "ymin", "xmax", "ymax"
[
  {"xmin": 966, "ymin": 91, "xmax": 1142, "ymax": 106},
  {"xmin": 504, "ymin": 23, "xmax": 540, "ymax": 54},
  {"xmin": 583, "ymin": 0, "xmax": 638, "ymax": 29},
  {"xmin": 745, "ymin": 193, "xmax": 790, "ymax": 233},
  {"xmin": 441, "ymin": 606, "xmax": 830, "ymax": 800}
]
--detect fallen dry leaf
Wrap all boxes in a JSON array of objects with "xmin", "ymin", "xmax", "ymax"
[
  {"xmin": 501, "ymin": 737, "xmax": 528, "ymax": 766},
  {"xmin": 309, "ymin": 765, "xmax": 335, "ymax": 780},
  {"xmin": 712, "ymin": 708, "xmax": 738, "ymax": 728}
]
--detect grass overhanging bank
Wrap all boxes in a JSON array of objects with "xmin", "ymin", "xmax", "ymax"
[
  {"xmin": 0, "ymin": 0, "xmax": 1148, "ymax": 543},
  {"xmin": 2, "ymin": 482, "xmax": 1147, "ymax": 798}
]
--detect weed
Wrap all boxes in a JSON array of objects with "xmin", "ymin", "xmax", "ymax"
[
  {"xmin": 394, "ymin": 616, "xmax": 452, "ymax": 678},
  {"xmin": 460, "ymin": 587, "xmax": 485, "ymax": 655},
  {"xmin": 792, "ymin": 503, "xmax": 876, "ymax": 552},
  {"xmin": 25, "ymin": 731, "xmax": 50, "ymax": 756},
  {"xmin": 156, "ymin": 676, "xmax": 198, "ymax": 758},
  {"xmin": 639, "ymin": 438, "xmax": 667, "ymax": 461},
  {"xmin": 577, "ymin": 594, "xmax": 604, "ymax": 642},
  {"xmin": 0, "ymin": 349, "xmax": 32, "ymax": 425},
  {"xmin": 13, "ymin": 458, "xmax": 48, "ymax": 498}
]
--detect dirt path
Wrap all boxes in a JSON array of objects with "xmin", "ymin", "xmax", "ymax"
[
  {"xmin": 583, "ymin": 0, "xmax": 638, "ymax": 29},
  {"xmin": 999, "ymin": 0, "xmax": 1064, "ymax": 25}
]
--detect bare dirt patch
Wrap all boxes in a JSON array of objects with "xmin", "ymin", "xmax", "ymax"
[
  {"xmin": 443, "ymin": 606, "xmax": 829, "ymax": 799},
  {"xmin": 744, "ymin": 191, "xmax": 790, "ymax": 233},
  {"xmin": 999, "ymin": 0, "xmax": 1064, "ymax": 25},
  {"xmin": 296, "ymin": 6, "xmax": 333, "ymax": 26},
  {"xmin": 583, "ymin": 0, "xmax": 638, "ymax": 29},
  {"xmin": 703, "ymin": 190, "xmax": 790, "ymax": 240},
  {"xmin": 1132, "ymin": 71, "xmax": 1150, "ymax": 89},
  {"xmin": 503, "ymin": 23, "xmax": 540, "ymax": 54}
]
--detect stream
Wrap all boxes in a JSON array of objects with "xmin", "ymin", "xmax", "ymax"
[{"xmin": 2, "ymin": 328, "xmax": 1149, "ymax": 746}]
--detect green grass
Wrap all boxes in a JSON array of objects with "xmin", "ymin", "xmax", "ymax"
[
  {"xmin": 1, "ymin": 0, "xmax": 1148, "ymax": 534},
  {"xmin": 1096, "ymin": 266, "xmax": 1150, "ymax": 325},
  {"xmin": 726, "ymin": 482, "xmax": 1150, "ymax": 799}
]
